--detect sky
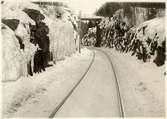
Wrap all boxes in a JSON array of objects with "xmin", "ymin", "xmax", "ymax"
[
  {"xmin": 31, "ymin": 0, "xmax": 111, "ymax": 15},
  {"xmin": 66, "ymin": 0, "xmax": 104, "ymax": 15}
]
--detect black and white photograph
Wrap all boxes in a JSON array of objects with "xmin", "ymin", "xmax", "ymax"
[{"xmin": 0, "ymin": 0, "xmax": 166, "ymax": 118}]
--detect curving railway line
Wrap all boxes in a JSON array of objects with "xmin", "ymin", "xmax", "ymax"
[
  {"xmin": 97, "ymin": 48, "xmax": 124, "ymax": 117},
  {"xmin": 48, "ymin": 48, "xmax": 124, "ymax": 118},
  {"xmin": 48, "ymin": 51, "xmax": 95, "ymax": 118}
]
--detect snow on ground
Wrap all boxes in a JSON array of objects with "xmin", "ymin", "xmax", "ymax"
[
  {"xmin": 104, "ymin": 48, "xmax": 165, "ymax": 117},
  {"xmin": 56, "ymin": 50, "xmax": 121, "ymax": 117},
  {"xmin": 2, "ymin": 48, "xmax": 92, "ymax": 118}
]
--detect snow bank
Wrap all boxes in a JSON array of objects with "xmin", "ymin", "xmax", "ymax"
[
  {"xmin": 105, "ymin": 48, "xmax": 165, "ymax": 117},
  {"xmin": 2, "ymin": 48, "xmax": 92, "ymax": 117},
  {"xmin": 135, "ymin": 17, "xmax": 165, "ymax": 46},
  {"xmin": 130, "ymin": 17, "xmax": 165, "ymax": 65}
]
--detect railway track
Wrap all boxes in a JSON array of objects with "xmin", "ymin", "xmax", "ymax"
[
  {"xmin": 48, "ymin": 49, "xmax": 124, "ymax": 118},
  {"xmin": 96, "ymin": 48, "xmax": 125, "ymax": 117},
  {"xmin": 48, "ymin": 51, "xmax": 95, "ymax": 118}
]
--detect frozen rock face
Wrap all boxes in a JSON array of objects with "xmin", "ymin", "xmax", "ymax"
[
  {"xmin": 2, "ymin": 24, "xmax": 27, "ymax": 81},
  {"xmin": 115, "ymin": 7, "xmax": 165, "ymax": 27},
  {"xmin": 130, "ymin": 7, "xmax": 148, "ymax": 26},
  {"xmin": 42, "ymin": 5, "xmax": 78, "ymax": 62},
  {"xmin": 156, "ymin": 9, "xmax": 165, "ymax": 17},
  {"xmin": 48, "ymin": 19, "xmax": 76, "ymax": 62}
]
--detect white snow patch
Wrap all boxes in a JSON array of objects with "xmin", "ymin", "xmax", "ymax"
[
  {"xmin": 1, "ymin": 5, "xmax": 35, "ymax": 25},
  {"xmin": 2, "ymin": 48, "xmax": 92, "ymax": 118},
  {"xmin": 104, "ymin": 48, "xmax": 165, "ymax": 117},
  {"xmin": 135, "ymin": 17, "xmax": 165, "ymax": 46},
  {"xmin": 2, "ymin": 0, "xmax": 42, "ymax": 12}
]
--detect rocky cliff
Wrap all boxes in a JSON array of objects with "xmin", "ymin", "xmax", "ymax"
[
  {"xmin": 95, "ymin": 2, "xmax": 165, "ymax": 27},
  {"xmin": 115, "ymin": 6, "xmax": 165, "ymax": 27}
]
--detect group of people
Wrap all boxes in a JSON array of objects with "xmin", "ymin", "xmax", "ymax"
[
  {"xmin": 3, "ymin": 8, "xmax": 50, "ymax": 76},
  {"xmin": 23, "ymin": 8, "xmax": 50, "ymax": 75}
]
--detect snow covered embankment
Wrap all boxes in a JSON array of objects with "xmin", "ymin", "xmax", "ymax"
[
  {"xmin": 84, "ymin": 15, "xmax": 165, "ymax": 66},
  {"xmin": 130, "ymin": 17, "xmax": 165, "ymax": 66},
  {"xmin": 1, "ymin": 1, "xmax": 79, "ymax": 81},
  {"xmin": 1, "ymin": 3, "xmax": 37, "ymax": 81},
  {"xmin": 105, "ymin": 48, "xmax": 165, "ymax": 117},
  {"xmin": 2, "ymin": 48, "xmax": 92, "ymax": 118}
]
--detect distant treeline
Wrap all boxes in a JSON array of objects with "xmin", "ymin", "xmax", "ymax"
[{"xmin": 95, "ymin": 2, "xmax": 165, "ymax": 17}]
